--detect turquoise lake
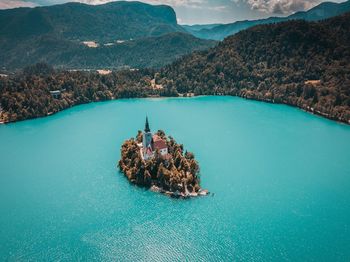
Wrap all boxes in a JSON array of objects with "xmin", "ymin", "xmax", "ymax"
[{"xmin": 1, "ymin": 96, "xmax": 350, "ymax": 261}]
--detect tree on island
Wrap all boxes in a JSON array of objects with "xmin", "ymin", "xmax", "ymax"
[{"xmin": 118, "ymin": 130, "xmax": 203, "ymax": 196}]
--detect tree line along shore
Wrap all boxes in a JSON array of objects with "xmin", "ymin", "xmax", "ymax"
[{"xmin": 1, "ymin": 14, "xmax": 350, "ymax": 125}]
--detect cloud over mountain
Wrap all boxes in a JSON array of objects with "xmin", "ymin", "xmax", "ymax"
[
  {"xmin": 243, "ymin": 0, "xmax": 322, "ymax": 14},
  {"xmin": 0, "ymin": 0, "xmax": 37, "ymax": 9}
]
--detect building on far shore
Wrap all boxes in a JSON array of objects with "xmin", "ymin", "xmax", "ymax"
[
  {"xmin": 50, "ymin": 90, "xmax": 61, "ymax": 99},
  {"xmin": 97, "ymin": 69, "xmax": 112, "ymax": 75},
  {"xmin": 141, "ymin": 117, "xmax": 168, "ymax": 160}
]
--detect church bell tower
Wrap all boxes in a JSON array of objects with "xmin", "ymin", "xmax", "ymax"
[{"xmin": 143, "ymin": 117, "xmax": 153, "ymax": 152}]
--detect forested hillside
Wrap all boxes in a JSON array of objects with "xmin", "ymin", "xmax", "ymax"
[
  {"xmin": 1, "ymin": 13, "xmax": 350, "ymax": 124},
  {"xmin": 161, "ymin": 13, "xmax": 350, "ymax": 123},
  {"xmin": 0, "ymin": 32, "xmax": 216, "ymax": 69},
  {"xmin": 0, "ymin": 1, "xmax": 182, "ymax": 41},
  {"xmin": 0, "ymin": 1, "xmax": 215, "ymax": 69},
  {"xmin": 0, "ymin": 64, "xmax": 157, "ymax": 122}
]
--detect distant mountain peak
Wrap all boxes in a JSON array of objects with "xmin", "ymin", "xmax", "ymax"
[{"xmin": 183, "ymin": 0, "xmax": 350, "ymax": 40}]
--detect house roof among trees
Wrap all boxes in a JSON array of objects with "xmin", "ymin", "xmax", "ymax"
[{"xmin": 153, "ymin": 134, "xmax": 167, "ymax": 150}]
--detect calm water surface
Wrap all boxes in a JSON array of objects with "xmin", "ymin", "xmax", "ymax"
[{"xmin": 1, "ymin": 96, "xmax": 350, "ymax": 261}]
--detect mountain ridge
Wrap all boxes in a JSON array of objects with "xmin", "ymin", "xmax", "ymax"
[
  {"xmin": 0, "ymin": 1, "xmax": 215, "ymax": 70},
  {"xmin": 161, "ymin": 12, "xmax": 350, "ymax": 123},
  {"xmin": 0, "ymin": 1, "xmax": 184, "ymax": 41},
  {"xmin": 0, "ymin": 32, "xmax": 216, "ymax": 70},
  {"xmin": 184, "ymin": 0, "xmax": 350, "ymax": 40}
]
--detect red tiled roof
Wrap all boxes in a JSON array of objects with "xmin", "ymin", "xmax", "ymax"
[
  {"xmin": 152, "ymin": 134, "xmax": 162, "ymax": 141},
  {"xmin": 153, "ymin": 135, "xmax": 167, "ymax": 150}
]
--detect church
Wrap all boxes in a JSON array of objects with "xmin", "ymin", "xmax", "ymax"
[{"xmin": 142, "ymin": 117, "xmax": 168, "ymax": 160}]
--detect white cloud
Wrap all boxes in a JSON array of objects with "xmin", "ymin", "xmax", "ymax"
[
  {"xmin": 242, "ymin": 0, "xmax": 322, "ymax": 14},
  {"xmin": 0, "ymin": 0, "xmax": 37, "ymax": 9}
]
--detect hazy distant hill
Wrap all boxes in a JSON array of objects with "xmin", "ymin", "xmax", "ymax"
[
  {"xmin": 184, "ymin": 0, "xmax": 350, "ymax": 40},
  {"xmin": 0, "ymin": 1, "xmax": 215, "ymax": 69},
  {"xmin": 181, "ymin": 24, "xmax": 221, "ymax": 35},
  {"xmin": 161, "ymin": 13, "xmax": 350, "ymax": 122}
]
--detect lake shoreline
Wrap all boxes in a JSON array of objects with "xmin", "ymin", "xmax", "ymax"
[{"xmin": 1, "ymin": 94, "xmax": 349, "ymax": 125}]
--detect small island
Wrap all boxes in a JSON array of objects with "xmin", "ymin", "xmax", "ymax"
[{"xmin": 118, "ymin": 117, "xmax": 208, "ymax": 198}]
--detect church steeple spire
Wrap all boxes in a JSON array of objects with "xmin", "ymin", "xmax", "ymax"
[{"xmin": 145, "ymin": 116, "xmax": 150, "ymax": 133}]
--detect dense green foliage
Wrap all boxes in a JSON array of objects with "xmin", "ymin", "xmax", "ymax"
[
  {"xmin": 159, "ymin": 13, "xmax": 350, "ymax": 123},
  {"xmin": 0, "ymin": 32, "xmax": 216, "ymax": 70},
  {"xmin": 0, "ymin": 1, "xmax": 182, "ymax": 41},
  {"xmin": 185, "ymin": 0, "xmax": 350, "ymax": 40},
  {"xmin": 118, "ymin": 130, "xmax": 201, "ymax": 195},
  {"xmin": 0, "ymin": 2, "xmax": 215, "ymax": 69},
  {"xmin": 0, "ymin": 64, "xmax": 158, "ymax": 122}
]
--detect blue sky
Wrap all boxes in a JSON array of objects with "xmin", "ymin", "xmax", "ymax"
[{"xmin": 0, "ymin": 0, "xmax": 346, "ymax": 24}]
